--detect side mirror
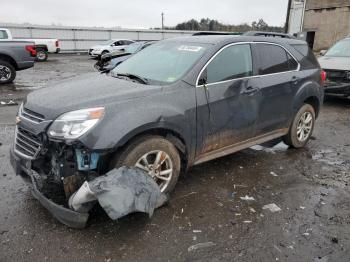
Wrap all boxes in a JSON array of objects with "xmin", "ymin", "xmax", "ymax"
[{"xmin": 319, "ymin": 50, "xmax": 327, "ymax": 56}]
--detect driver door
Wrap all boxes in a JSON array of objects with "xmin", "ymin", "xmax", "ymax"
[{"xmin": 195, "ymin": 43, "xmax": 261, "ymax": 159}]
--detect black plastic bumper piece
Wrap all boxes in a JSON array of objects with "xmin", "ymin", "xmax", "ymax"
[
  {"xmin": 10, "ymin": 148, "xmax": 89, "ymax": 229},
  {"xmin": 30, "ymin": 175, "xmax": 89, "ymax": 229},
  {"xmin": 324, "ymin": 82, "xmax": 350, "ymax": 96}
]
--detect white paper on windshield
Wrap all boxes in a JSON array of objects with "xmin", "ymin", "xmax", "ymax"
[{"xmin": 178, "ymin": 45, "xmax": 203, "ymax": 52}]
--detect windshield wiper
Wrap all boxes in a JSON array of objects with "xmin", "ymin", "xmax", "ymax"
[{"xmin": 115, "ymin": 73, "xmax": 149, "ymax": 85}]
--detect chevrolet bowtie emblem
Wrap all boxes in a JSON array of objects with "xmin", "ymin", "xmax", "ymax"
[{"xmin": 15, "ymin": 116, "xmax": 21, "ymax": 124}]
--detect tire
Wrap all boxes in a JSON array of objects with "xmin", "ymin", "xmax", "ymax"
[
  {"xmin": 110, "ymin": 135, "xmax": 181, "ymax": 193},
  {"xmin": 0, "ymin": 60, "xmax": 16, "ymax": 84},
  {"xmin": 283, "ymin": 104, "xmax": 316, "ymax": 148},
  {"xmin": 36, "ymin": 49, "xmax": 48, "ymax": 62},
  {"xmin": 100, "ymin": 50, "xmax": 109, "ymax": 60}
]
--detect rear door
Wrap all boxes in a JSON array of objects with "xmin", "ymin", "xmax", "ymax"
[
  {"xmin": 252, "ymin": 43, "xmax": 299, "ymax": 136},
  {"xmin": 195, "ymin": 43, "xmax": 261, "ymax": 156}
]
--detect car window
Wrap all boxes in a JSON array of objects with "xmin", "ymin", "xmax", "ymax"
[
  {"xmin": 291, "ymin": 44, "xmax": 318, "ymax": 68},
  {"xmin": 325, "ymin": 40, "xmax": 350, "ymax": 57},
  {"xmin": 287, "ymin": 53, "xmax": 298, "ymax": 70},
  {"xmin": 204, "ymin": 44, "xmax": 253, "ymax": 84},
  {"xmin": 113, "ymin": 41, "xmax": 209, "ymax": 85},
  {"xmin": 257, "ymin": 44, "xmax": 290, "ymax": 75},
  {"xmin": 124, "ymin": 40, "xmax": 134, "ymax": 45},
  {"xmin": 0, "ymin": 30, "xmax": 8, "ymax": 39},
  {"xmin": 115, "ymin": 41, "xmax": 123, "ymax": 46}
]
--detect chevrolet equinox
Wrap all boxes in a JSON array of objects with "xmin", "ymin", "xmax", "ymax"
[{"xmin": 11, "ymin": 36, "xmax": 324, "ymax": 198}]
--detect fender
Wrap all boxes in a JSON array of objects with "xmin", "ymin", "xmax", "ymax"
[
  {"xmin": 291, "ymin": 69, "xmax": 323, "ymax": 118},
  {"xmin": 35, "ymin": 44, "xmax": 48, "ymax": 51},
  {"xmin": 78, "ymin": 84, "xmax": 197, "ymax": 160}
]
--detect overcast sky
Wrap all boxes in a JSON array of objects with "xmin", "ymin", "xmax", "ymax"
[{"xmin": 1, "ymin": 0, "xmax": 288, "ymax": 29}]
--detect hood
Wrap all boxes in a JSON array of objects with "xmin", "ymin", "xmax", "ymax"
[
  {"xmin": 318, "ymin": 56, "xmax": 350, "ymax": 71},
  {"xmin": 24, "ymin": 73, "xmax": 162, "ymax": 120}
]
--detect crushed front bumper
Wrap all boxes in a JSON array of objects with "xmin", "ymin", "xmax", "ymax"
[
  {"xmin": 324, "ymin": 81, "xmax": 350, "ymax": 96},
  {"xmin": 10, "ymin": 148, "xmax": 89, "ymax": 229}
]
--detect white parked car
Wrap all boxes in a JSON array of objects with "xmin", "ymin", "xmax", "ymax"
[
  {"xmin": 0, "ymin": 28, "xmax": 60, "ymax": 62},
  {"xmin": 88, "ymin": 39, "xmax": 135, "ymax": 59}
]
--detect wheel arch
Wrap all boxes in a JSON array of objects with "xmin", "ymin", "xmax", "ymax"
[
  {"xmin": 303, "ymin": 96, "xmax": 320, "ymax": 118},
  {"xmin": 111, "ymin": 125, "xmax": 190, "ymax": 170},
  {"xmin": 35, "ymin": 44, "xmax": 48, "ymax": 51},
  {"xmin": 292, "ymin": 80, "xmax": 323, "ymax": 119},
  {"xmin": 0, "ymin": 54, "xmax": 18, "ymax": 70}
]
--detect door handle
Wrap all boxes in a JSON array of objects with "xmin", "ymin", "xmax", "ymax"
[{"xmin": 241, "ymin": 86, "xmax": 259, "ymax": 95}]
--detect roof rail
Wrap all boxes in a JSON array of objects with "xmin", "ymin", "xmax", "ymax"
[
  {"xmin": 243, "ymin": 31, "xmax": 296, "ymax": 39},
  {"xmin": 192, "ymin": 32, "xmax": 241, "ymax": 36}
]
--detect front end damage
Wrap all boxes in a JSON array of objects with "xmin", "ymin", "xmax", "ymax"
[
  {"xmin": 11, "ymin": 124, "xmax": 111, "ymax": 228},
  {"xmin": 11, "ymin": 108, "xmax": 167, "ymax": 228}
]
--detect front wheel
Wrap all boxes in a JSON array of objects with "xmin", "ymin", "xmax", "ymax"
[
  {"xmin": 111, "ymin": 136, "xmax": 181, "ymax": 193},
  {"xmin": 283, "ymin": 104, "xmax": 316, "ymax": 148}
]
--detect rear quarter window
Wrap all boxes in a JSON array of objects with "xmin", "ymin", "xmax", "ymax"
[
  {"xmin": 256, "ymin": 44, "xmax": 291, "ymax": 75},
  {"xmin": 291, "ymin": 44, "xmax": 319, "ymax": 68},
  {"xmin": 0, "ymin": 30, "xmax": 8, "ymax": 39}
]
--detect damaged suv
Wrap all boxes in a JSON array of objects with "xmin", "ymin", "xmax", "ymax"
[{"xmin": 11, "ymin": 36, "xmax": 324, "ymax": 225}]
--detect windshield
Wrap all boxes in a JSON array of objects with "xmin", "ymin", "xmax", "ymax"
[
  {"xmin": 325, "ymin": 40, "xmax": 350, "ymax": 57},
  {"xmin": 125, "ymin": 42, "xmax": 143, "ymax": 54},
  {"xmin": 112, "ymin": 41, "xmax": 209, "ymax": 85},
  {"xmin": 104, "ymin": 40, "xmax": 116, "ymax": 45}
]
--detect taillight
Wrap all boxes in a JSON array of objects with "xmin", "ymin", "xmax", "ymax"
[
  {"xmin": 321, "ymin": 70, "xmax": 327, "ymax": 83},
  {"xmin": 55, "ymin": 40, "xmax": 59, "ymax": 47},
  {"xmin": 25, "ymin": 45, "xmax": 37, "ymax": 57}
]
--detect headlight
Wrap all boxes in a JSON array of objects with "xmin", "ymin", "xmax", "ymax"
[{"xmin": 48, "ymin": 107, "xmax": 105, "ymax": 139}]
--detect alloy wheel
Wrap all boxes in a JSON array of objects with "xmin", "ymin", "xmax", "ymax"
[
  {"xmin": 0, "ymin": 65, "xmax": 11, "ymax": 81},
  {"xmin": 296, "ymin": 111, "xmax": 313, "ymax": 142},
  {"xmin": 135, "ymin": 150, "xmax": 173, "ymax": 192}
]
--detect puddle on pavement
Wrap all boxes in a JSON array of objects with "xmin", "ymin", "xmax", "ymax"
[{"xmin": 312, "ymin": 149, "xmax": 350, "ymax": 170}]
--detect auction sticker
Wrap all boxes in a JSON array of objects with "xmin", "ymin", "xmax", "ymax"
[{"xmin": 178, "ymin": 45, "xmax": 203, "ymax": 52}]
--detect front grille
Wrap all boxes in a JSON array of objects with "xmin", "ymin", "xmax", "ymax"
[
  {"xmin": 14, "ymin": 127, "xmax": 43, "ymax": 159},
  {"xmin": 21, "ymin": 107, "xmax": 45, "ymax": 123},
  {"xmin": 325, "ymin": 70, "xmax": 350, "ymax": 82}
]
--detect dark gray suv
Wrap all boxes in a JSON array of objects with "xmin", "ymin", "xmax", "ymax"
[{"xmin": 11, "ymin": 36, "xmax": 324, "ymax": 200}]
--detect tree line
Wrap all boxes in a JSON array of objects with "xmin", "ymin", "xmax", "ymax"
[{"xmin": 159, "ymin": 18, "xmax": 284, "ymax": 33}]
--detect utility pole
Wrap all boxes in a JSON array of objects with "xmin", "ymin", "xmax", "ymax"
[
  {"xmin": 161, "ymin": 12, "xmax": 164, "ymax": 29},
  {"xmin": 285, "ymin": 0, "xmax": 293, "ymax": 33}
]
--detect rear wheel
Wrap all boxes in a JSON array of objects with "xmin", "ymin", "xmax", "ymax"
[
  {"xmin": 36, "ymin": 48, "xmax": 48, "ymax": 62},
  {"xmin": 111, "ymin": 136, "xmax": 181, "ymax": 193},
  {"xmin": 0, "ymin": 60, "xmax": 16, "ymax": 84},
  {"xmin": 283, "ymin": 104, "xmax": 315, "ymax": 148}
]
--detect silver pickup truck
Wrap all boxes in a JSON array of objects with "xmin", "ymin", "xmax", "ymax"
[{"xmin": 0, "ymin": 40, "xmax": 36, "ymax": 84}]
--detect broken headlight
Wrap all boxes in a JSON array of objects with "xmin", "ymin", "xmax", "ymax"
[{"xmin": 48, "ymin": 107, "xmax": 105, "ymax": 139}]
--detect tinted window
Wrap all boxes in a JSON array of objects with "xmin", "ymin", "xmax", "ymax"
[
  {"xmin": 205, "ymin": 44, "xmax": 253, "ymax": 84},
  {"xmin": 0, "ymin": 30, "xmax": 8, "ymax": 39},
  {"xmin": 124, "ymin": 40, "xmax": 134, "ymax": 45},
  {"xmin": 291, "ymin": 44, "xmax": 318, "ymax": 68},
  {"xmin": 257, "ymin": 44, "xmax": 290, "ymax": 75},
  {"xmin": 287, "ymin": 53, "xmax": 298, "ymax": 70}
]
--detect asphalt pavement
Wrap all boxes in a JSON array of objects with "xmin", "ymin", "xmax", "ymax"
[{"xmin": 0, "ymin": 54, "xmax": 349, "ymax": 262}]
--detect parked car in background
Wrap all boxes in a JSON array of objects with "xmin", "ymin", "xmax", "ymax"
[
  {"xmin": 94, "ymin": 41, "xmax": 154, "ymax": 73},
  {"xmin": 0, "ymin": 28, "xmax": 60, "ymax": 62},
  {"xmin": 0, "ymin": 40, "xmax": 36, "ymax": 84},
  {"xmin": 88, "ymin": 39, "xmax": 135, "ymax": 59},
  {"xmin": 318, "ymin": 36, "xmax": 350, "ymax": 98}
]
